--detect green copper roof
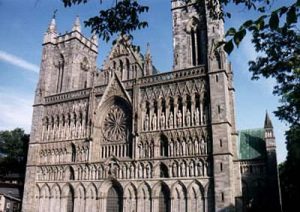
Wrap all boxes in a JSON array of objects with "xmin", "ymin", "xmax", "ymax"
[{"xmin": 238, "ymin": 128, "xmax": 266, "ymax": 160}]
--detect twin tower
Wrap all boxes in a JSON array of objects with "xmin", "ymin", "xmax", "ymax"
[{"xmin": 22, "ymin": 1, "xmax": 281, "ymax": 212}]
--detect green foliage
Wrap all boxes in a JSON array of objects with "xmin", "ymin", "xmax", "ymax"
[
  {"xmin": 279, "ymin": 125, "xmax": 300, "ymax": 212},
  {"xmin": 62, "ymin": 0, "xmax": 149, "ymax": 42},
  {"xmin": 222, "ymin": 1, "xmax": 299, "ymax": 54},
  {"xmin": 249, "ymin": 24, "xmax": 300, "ymax": 125},
  {"xmin": 0, "ymin": 128, "xmax": 29, "ymax": 175}
]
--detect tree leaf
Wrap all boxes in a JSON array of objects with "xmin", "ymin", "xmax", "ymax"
[
  {"xmin": 287, "ymin": 6, "xmax": 297, "ymax": 25},
  {"xmin": 256, "ymin": 18, "xmax": 265, "ymax": 30},
  {"xmin": 279, "ymin": 6, "xmax": 289, "ymax": 16},
  {"xmin": 269, "ymin": 12, "xmax": 279, "ymax": 30},
  {"xmin": 225, "ymin": 27, "xmax": 236, "ymax": 37},
  {"xmin": 224, "ymin": 39, "xmax": 234, "ymax": 54},
  {"xmin": 243, "ymin": 20, "xmax": 253, "ymax": 28},
  {"xmin": 233, "ymin": 29, "xmax": 246, "ymax": 47}
]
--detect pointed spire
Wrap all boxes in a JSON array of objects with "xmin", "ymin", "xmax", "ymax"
[
  {"xmin": 144, "ymin": 42, "xmax": 153, "ymax": 76},
  {"xmin": 264, "ymin": 111, "xmax": 273, "ymax": 129},
  {"xmin": 146, "ymin": 42, "xmax": 151, "ymax": 55},
  {"xmin": 44, "ymin": 11, "xmax": 58, "ymax": 44},
  {"xmin": 72, "ymin": 16, "xmax": 81, "ymax": 32},
  {"xmin": 47, "ymin": 10, "xmax": 57, "ymax": 33}
]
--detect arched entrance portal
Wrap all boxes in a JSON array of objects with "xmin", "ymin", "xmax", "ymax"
[
  {"xmin": 106, "ymin": 185, "xmax": 123, "ymax": 212},
  {"xmin": 158, "ymin": 184, "xmax": 170, "ymax": 212}
]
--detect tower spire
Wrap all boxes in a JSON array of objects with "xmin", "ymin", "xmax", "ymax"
[
  {"xmin": 264, "ymin": 111, "xmax": 273, "ymax": 129},
  {"xmin": 144, "ymin": 42, "xmax": 153, "ymax": 76},
  {"xmin": 72, "ymin": 16, "xmax": 81, "ymax": 33},
  {"xmin": 146, "ymin": 42, "xmax": 151, "ymax": 55},
  {"xmin": 44, "ymin": 11, "xmax": 58, "ymax": 44},
  {"xmin": 47, "ymin": 10, "xmax": 57, "ymax": 33}
]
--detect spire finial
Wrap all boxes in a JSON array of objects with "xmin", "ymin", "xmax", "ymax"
[
  {"xmin": 146, "ymin": 42, "xmax": 150, "ymax": 52},
  {"xmin": 47, "ymin": 10, "xmax": 57, "ymax": 33},
  {"xmin": 72, "ymin": 16, "xmax": 81, "ymax": 32},
  {"xmin": 52, "ymin": 9, "xmax": 58, "ymax": 19},
  {"xmin": 264, "ymin": 111, "xmax": 273, "ymax": 129}
]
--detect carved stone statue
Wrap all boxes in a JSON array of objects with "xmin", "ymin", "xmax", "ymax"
[
  {"xmin": 189, "ymin": 162, "xmax": 195, "ymax": 176},
  {"xmin": 144, "ymin": 114, "xmax": 149, "ymax": 131},
  {"xmin": 177, "ymin": 110, "xmax": 182, "ymax": 127},
  {"xmin": 146, "ymin": 165, "xmax": 151, "ymax": 178},
  {"xmin": 168, "ymin": 112, "xmax": 174, "ymax": 128},
  {"xmin": 197, "ymin": 162, "xmax": 203, "ymax": 176},
  {"xmin": 185, "ymin": 109, "xmax": 191, "ymax": 126},
  {"xmin": 200, "ymin": 139, "xmax": 206, "ymax": 154},
  {"xmin": 160, "ymin": 112, "xmax": 165, "ymax": 129},
  {"xmin": 152, "ymin": 113, "xmax": 157, "ymax": 130},
  {"xmin": 194, "ymin": 107, "xmax": 200, "ymax": 125}
]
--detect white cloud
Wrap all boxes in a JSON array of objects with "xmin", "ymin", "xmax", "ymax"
[
  {"xmin": 0, "ymin": 89, "xmax": 33, "ymax": 133},
  {"xmin": 0, "ymin": 50, "xmax": 39, "ymax": 73}
]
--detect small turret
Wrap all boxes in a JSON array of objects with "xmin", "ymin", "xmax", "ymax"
[
  {"xmin": 263, "ymin": 112, "xmax": 282, "ymax": 211},
  {"xmin": 264, "ymin": 111, "xmax": 273, "ymax": 128},
  {"xmin": 264, "ymin": 111, "xmax": 274, "ymax": 139},
  {"xmin": 43, "ymin": 13, "xmax": 57, "ymax": 44},
  {"xmin": 144, "ymin": 43, "xmax": 153, "ymax": 76},
  {"xmin": 72, "ymin": 16, "xmax": 81, "ymax": 33}
]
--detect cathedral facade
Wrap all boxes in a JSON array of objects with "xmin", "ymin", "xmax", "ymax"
[{"xmin": 22, "ymin": 1, "xmax": 281, "ymax": 211}]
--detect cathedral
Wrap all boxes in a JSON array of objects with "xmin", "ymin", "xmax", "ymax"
[{"xmin": 22, "ymin": 1, "xmax": 282, "ymax": 211}]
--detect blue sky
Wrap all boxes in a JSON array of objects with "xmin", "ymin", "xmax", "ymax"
[{"xmin": 0, "ymin": 0, "xmax": 291, "ymax": 163}]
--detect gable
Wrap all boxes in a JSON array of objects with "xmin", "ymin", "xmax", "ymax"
[{"xmin": 97, "ymin": 73, "xmax": 132, "ymax": 108}]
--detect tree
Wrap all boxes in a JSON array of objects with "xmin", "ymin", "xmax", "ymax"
[
  {"xmin": 0, "ymin": 128, "xmax": 29, "ymax": 176},
  {"xmin": 61, "ymin": 0, "xmax": 299, "ymax": 210}
]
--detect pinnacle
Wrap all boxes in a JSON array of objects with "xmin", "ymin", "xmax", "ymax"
[
  {"xmin": 72, "ymin": 16, "xmax": 81, "ymax": 33},
  {"xmin": 264, "ymin": 111, "xmax": 273, "ymax": 129}
]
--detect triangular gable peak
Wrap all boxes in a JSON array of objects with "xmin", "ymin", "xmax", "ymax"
[
  {"xmin": 97, "ymin": 73, "xmax": 132, "ymax": 109},
  {"xmin": 102, "ymin": 36, "xmax": 145, "ymax": 81}
]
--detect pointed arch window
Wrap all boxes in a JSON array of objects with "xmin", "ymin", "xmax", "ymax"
[
  {"xmin": 71, "ymin": 144, "xmax": 76, "ymax": 162},
  {"xmin": 119, "ymin": 59, "xmax": 123, "ymax": 80},
  {"xmin": 187, "ymin": 17, "xmax": 204, "ymax": 66},
  {"xmin": 126, "ymin": 58, "xmax": 130, "ymax": 80},
  {"xmin": 57, "ymin": 54, "xmax": 65, "ymax": 92},
  {"xmin": 158, "ymin": 184, "xmax": 170, "ymax": 212},
  {"xmin": 66, "ymin": 187, "xmax": 74, "ymax": 212},
  {"xmin": 160, "ymin": 134, "xmax": 168, "ymax": 157},
  {"xmin": 107, "ymin": 185, "xmax": 123, "ymax": 212},
  {"xmin": 160, "ymin": 163, "xmax": 169, "ymax": 178}
]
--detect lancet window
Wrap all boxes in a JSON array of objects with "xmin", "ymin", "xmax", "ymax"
[{"xmin": 57, "ymin": 54, "xmax": 65, "ymax": 92}]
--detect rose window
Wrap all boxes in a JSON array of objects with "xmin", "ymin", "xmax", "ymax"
[{"xmin": 102, "ymin": 105, "xmax": 128, "ymax": 142}]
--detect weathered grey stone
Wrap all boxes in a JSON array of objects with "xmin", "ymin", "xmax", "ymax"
[{"xmin": 22, "ymin": 1, "xmax": 281, "ymax": 212}]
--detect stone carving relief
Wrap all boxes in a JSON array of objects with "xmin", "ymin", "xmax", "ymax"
[
  {"xmin": 39, "ymin": 142, "xmax": 89, "ymax": 165},
  {"xmin": 138, "ymin": 128, "xmax": 208, "ymax": 160},
  {"xmin": 141, "ymin": 78, "xmax": 209, "ymax": 132},
  {"xmin": 42, "ymin": 100, "xmax": 89, "ymax": 142}
]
